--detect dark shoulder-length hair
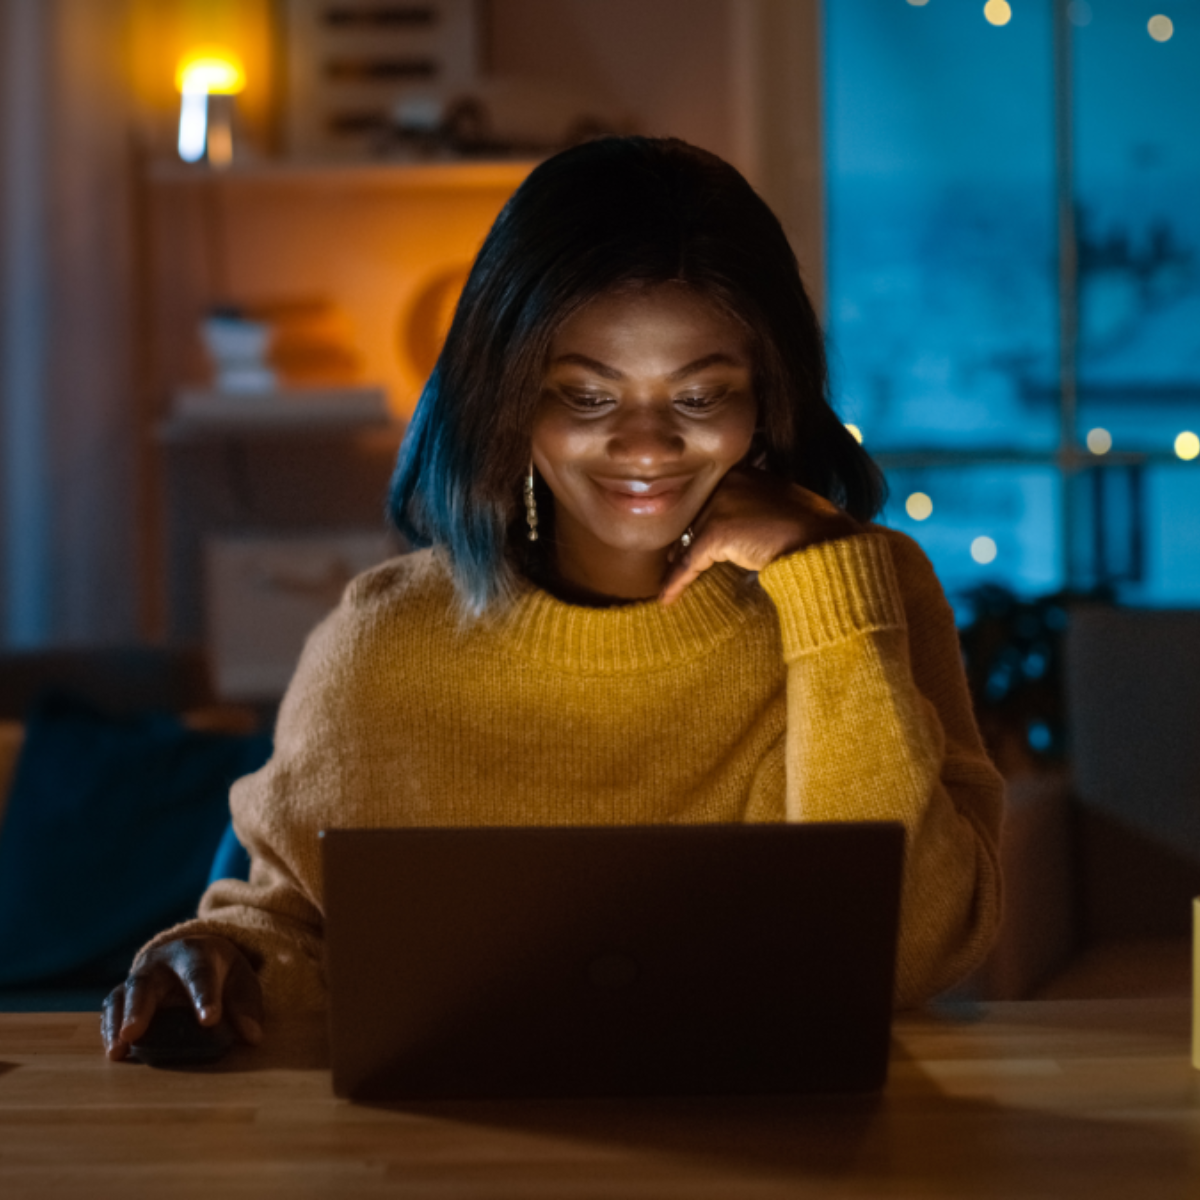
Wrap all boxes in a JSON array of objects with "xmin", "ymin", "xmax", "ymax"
[{"xmin": 388, "ymin": 135, "xmax": 885, "ymax": 613}]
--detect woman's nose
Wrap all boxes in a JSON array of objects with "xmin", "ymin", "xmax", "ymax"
[{"xmin": 605, "ymin": 408, "xmax": 685, "ymax": 467}]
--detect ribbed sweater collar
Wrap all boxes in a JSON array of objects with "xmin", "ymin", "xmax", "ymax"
[{"xmin": 494, "ymin": 562, "xmax": 764, "ymax": 674}]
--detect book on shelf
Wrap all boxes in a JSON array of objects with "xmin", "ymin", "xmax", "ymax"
[{"xmin": 170, "ymin": 385, "xmax": 393, "ymax": 427}]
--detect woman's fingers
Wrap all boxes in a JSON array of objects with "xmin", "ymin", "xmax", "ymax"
[
  {"xmin": 659, "ymin": 470, "xmax": 862, "ymax": 604},
  {"xmin": 101, "ymin": 985, "xmax": 128, "ymax": 1060},
  {"xmin": 103, "ymin": 935, "xmax": 263, "ymax": 1062},
  {"xmin": 233, "ymin": 1012, "xmax": 264, "ymax": 1045},
  {"xmin": 115, "ymin": 960, "xmax": 177, "ymax": 1048},
  {"xmin": 659, "ymin": 524, "xmax": 788, "ymax": 604},
  {"xmin": 166, "ymin": 935, "xmax": 264, "ymax": 1044},
  {"xmin": 166, "ymin": 938, "xmax": 228, "ymax": 1026},
  {"xmin": 660, "ymin": 542, "xmax": 723, "ymax": 606}
]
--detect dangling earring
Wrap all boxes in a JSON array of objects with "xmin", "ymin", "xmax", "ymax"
[
  {"xmin": 750, "ymin": 428, "xmax": 769, "ymax": 471},
  {"xmin": 679, "ymin": 527, "xmax": 694, "ymax": 550},
  {"xmin": 524, "ymin": 461, "xmax": 539, "ymax": 542}
]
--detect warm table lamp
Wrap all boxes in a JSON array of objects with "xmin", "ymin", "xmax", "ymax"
[{"xmin": 176, "ymin": 46, "xmax": 246, "ymax": 168}]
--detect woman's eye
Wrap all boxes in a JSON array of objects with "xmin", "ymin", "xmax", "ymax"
[
  {"xmin": 563, "ymin": 391, "xmax": 613, "ymax": 410},
  {"xmin": 676, "ymin": 393, "xmax": 721, "ymax": 411}
]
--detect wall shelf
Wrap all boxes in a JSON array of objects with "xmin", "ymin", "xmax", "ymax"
[
  {"xmin": 146, "ymin": 157, "xmax": 537, "ymax": 191},
  {"xmin": 139, "ymin": 155, "xmax": 526, "ymax": 646}
]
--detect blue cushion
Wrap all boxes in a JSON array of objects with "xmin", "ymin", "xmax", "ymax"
[
  {"xmin": 0, "ymin": 694, "xmax": 271, "ymax": 989},
  {"xmin": 207, "ymin": 819, "xmax": 253, "ymax": 887}
]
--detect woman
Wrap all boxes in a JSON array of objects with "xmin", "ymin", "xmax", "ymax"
[{"xmin": 103, "ymin": 137, "xmax": 1003, "ymax": 1060}]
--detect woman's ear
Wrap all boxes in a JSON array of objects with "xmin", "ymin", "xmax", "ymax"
[{"xmin": 746, "ymin": 428, "xmax": 769, "ymax": 471}]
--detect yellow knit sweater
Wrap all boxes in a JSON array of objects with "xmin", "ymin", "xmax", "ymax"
[{"xmin": 146, "ymin": 528, "xmax": 1004, "ymax": 1012}]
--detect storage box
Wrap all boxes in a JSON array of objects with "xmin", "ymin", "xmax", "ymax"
[{"xmin": 205, "ymin": 533, "xmax": 399, "ymax": 700}]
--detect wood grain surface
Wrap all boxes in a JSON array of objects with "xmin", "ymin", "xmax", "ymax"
[{"xmin": 1, "ymin": 999, "xmax": 1197, "ymax": 1199}]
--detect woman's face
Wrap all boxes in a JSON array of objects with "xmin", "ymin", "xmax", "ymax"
[{"xmin": 531, "ymin": 284, "xmax": 758, "ymax": 594}]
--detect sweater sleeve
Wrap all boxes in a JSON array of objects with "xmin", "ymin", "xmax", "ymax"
[
  {"xmin": 757, "ymin": 530, "xmax": 1004, "ymax": 1007},
  {"xmin": 134, "ymin": 593, "xmax": 366, "ymax": 1017},
  {"xmin": 131, "ymin": 763, "xmax": 331, "ymax": 1017}
]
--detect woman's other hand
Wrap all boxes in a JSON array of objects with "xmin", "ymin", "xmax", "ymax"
[
  {"xmin": 101, "ymin": 934, "xmax": 264, "ymax": 1061},
  {"xmin": 660, "ymin": 468, "xmax": 861, "ymax": 606}
]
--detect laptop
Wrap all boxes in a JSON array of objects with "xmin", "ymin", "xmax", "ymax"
[{"xmin": 321, "ymin": 822, "xmax": 905, "ymax": 1101}]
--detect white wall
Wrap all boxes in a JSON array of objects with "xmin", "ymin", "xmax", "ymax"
[
  {"xmin": 489, "ymin": 0, "xmax": 738, "ymax": 162},
  {"xmin": 488, "ymin": 0, "xmax": 824, "ymax": 310}
]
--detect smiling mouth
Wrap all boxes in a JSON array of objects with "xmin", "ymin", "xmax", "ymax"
[
  {"xmin": 591, "ymin": 475, "xmax": 691, "ymax": 515},
  {"xmin": 594, "ymin": 475, "xmax": 690, "ymax": 497}
]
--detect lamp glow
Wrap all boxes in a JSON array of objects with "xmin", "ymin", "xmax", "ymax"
[
  {"xmin": 175, "ymin": 47, "xmax": 245, "ymax": 166},
  {"xmin": 905, "ymin": 492, "xmax": 933, "ymax": 521},
  {"xmin": 845, "ymin": 423, "xmax": 863, "ymax": 444},
  {"xmin": 175, "ymin": 48, "xmax": 247, "ymax": 96},
  {"xmin": 1086, "ymin": 427, "xmax": 1112, "ymax": 455},
  {"xmin": 984, "ymin": 0, "xmax": 1012, "ymax": 26},
  {"xmin": 1148, "ymin": 14, "xmax": 1174, "ymax": 42},
  {"xmin": 1176, "ymin": 431, "xmax": 1200, "ymax": 461},
  {"xmin": 971, "ymin": 536, "xmax": 998, "ymax": 565}
]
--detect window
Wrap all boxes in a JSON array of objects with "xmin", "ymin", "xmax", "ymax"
[{"xmin": 825, "ymin": 0, "xmax": 1200, "ymax": 607}]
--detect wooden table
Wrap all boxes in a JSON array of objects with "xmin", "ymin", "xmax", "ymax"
[{"xmin": 1, "ymin": 999, "xmax": 1197, "ymax": 1198}]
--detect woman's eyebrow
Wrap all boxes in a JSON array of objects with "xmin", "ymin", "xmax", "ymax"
[
  {"xmin": 548, "ymin": 351, "xmax": 745, "ymax": 381},
  {"xmin": 666, "ymin": 353, "xmax": 743, "ymax": 381},
  {"xmin": 549, "ymin": 353, "xmax": 624, "ymax": 379}
]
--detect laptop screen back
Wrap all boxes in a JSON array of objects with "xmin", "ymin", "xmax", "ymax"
[{"xmin": 322, "ymin": 822, "xmax": 904, "ymax": 1100}]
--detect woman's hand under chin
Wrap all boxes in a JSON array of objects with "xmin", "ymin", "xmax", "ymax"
[{"xmin": 659, "ymin": 468, "xmax": 862, "ymax": 606}]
